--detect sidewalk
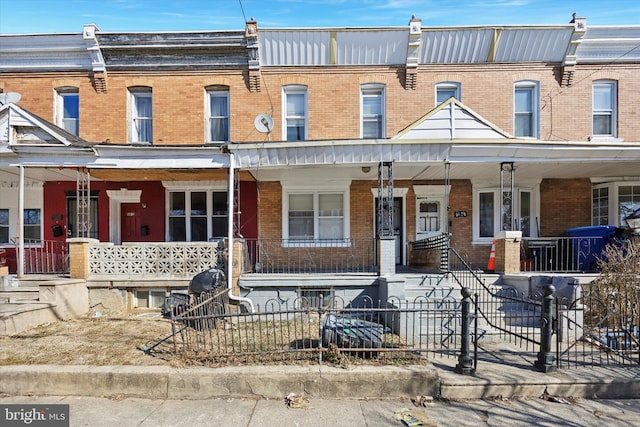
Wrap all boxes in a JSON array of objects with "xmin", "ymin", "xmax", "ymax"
[{"xmin": 1, "ymin": 343, "xmax": 639, "ymax": 401}]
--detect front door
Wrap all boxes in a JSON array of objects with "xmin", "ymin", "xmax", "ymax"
[
  {"xmin": 121, "ymin": 203, "xmax": 142, "ymax": 242},
  {"xmin": 375, "ymin": 197, "xmax": 403, "ymax": 264},
  {"xmin": 416, "ymin": 196, "xmax": 445, "ymax": 240}
]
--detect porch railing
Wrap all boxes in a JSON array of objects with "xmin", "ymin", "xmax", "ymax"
[
  {"xmin": 18, "ymin": 238, "xmax": 69, "ymax": 274},
  {"xmin": 88, "ymin": 241, "xmax": 225, "ymax": 279},
  {"xmin": 242, "ymin": 238, "xmax": 376, "ymax": 274},
  {"xmin": 521, "ymin": 235, "xmax": 625, "ymax": 273}
]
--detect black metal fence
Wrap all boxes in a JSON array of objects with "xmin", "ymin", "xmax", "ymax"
[
  {"xmin": 242, "ymin": 238, "xmax": 376, "ymax": 274},
  {"xmin": 158, "ymin": 291, "xmax": 464, "ymax": 366}
]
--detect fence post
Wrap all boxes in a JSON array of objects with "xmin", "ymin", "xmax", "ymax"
[
  {"xmin": 455, "ymin": 287, "xmax": 474, "ymax": 375},
  {"xmin": 534, "ymin": 284, "xmax": 557, "ymax": 373}
]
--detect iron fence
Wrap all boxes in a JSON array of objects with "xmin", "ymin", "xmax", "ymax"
[
  {"xmin": 18, "ymin": 238, "xmax": 69, "ymax": 274},
  {"xmin": 157, "ymin": 291, "xmax": 464, "ymax": 366},
  {"xmin": 242, "ymin": 238, "xmax": 376, "ymax": 274},
  {"xmin": 521, "ymin": 235, "xmax": 627, "ymax": 273}
]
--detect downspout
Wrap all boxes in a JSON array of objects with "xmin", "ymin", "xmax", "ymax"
[
  {"xmin": 226, "ymin": 152, "xmax": 255, "ymax": 312},
  {"xmin": 17, "ymin": 164, "xmax": 24, "ymax": 277}
]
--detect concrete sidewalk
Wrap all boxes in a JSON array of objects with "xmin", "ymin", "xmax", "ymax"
[{"xmin": 1, "ymin": 344, "xmax": 639, "ymax": 401}]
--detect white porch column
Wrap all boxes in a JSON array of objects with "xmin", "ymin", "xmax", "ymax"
[{"xmin": 17, "ymin": 164, "xmax": 24, "ymax": 277}]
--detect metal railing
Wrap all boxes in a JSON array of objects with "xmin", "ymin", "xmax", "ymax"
[
  {"xmin": 153, "ymin": 292, "xmax": 464, "ymax": 366},
  {"xmin": 521, "ymin": 235, "xmax": 624, "ymax": 273},
  {"xmin": 18, "ymin": 238, "xmax": 69, "ymax": 274},
  {"xmin": 242, "ymin": 238, "xmax": 376, "ymax": 274}
]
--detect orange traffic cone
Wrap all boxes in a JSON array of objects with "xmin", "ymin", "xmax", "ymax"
[{"xmin": 487, "ymin": 240, "xmax": 496, "ymax": 272}]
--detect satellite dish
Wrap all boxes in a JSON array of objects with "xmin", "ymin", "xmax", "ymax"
[
  {"xmin": 0, "ymin": 92, "xmax": 22, "ymax": 105},
  {"xmin": 254, "ymin": 114, "xmax": 273, "ymax": 134}
]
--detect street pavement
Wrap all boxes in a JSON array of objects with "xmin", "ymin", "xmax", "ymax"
[{"xmin": 1, "ymin": 394, "xmax": 639, "ymax": 426}]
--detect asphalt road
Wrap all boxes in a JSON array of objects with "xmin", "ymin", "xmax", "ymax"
[{"xmin": 1, "ymin": 395, "xmax": 639, "ymax": 426}]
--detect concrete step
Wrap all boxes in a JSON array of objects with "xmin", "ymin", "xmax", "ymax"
[{"xmin": 0, "ymin": 287, "xmax": 40, "ymax": 303}]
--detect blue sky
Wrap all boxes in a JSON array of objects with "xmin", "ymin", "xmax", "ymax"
[{"xmin": 0, "ymin": 0, "xmax": 638, "ymax": 34}]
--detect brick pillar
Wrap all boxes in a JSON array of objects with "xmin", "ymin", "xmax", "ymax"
[
  {"xmin": 494, "ymin": 231, "xmax": 522, "ymax": 274},
  {"xmin": 231, "ymin": 239, "xmax": 245, "ymax": 297},
  {"xmin": 67, "ymin": 238, "xmax": 99, "ymax": 279},
  {"xmin": 377, "ymin": 237, "xmax": 396, "ymax": 276}
]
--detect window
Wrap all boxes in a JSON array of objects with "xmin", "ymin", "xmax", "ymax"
[
  {"xmin": 593, "ymin": 81, "xmax": 617, "ymax": 138},
  {"xmin": 592, "ymin": 182, "xmax": 640, "ymax": 228},
  {"xmin": 473, "ymin": 187, "xmax": 539, "ymax": 242},
  {"xmin": 361, "ymin": 84, "xmax": 385, "ymax": 138},
  {"xmin": 206, "ymin": 87, "xmax": 229, "ymax": 142},
  {"xmin": 24, "ymin": 209, "xmax": 41, "ymax": 240},
  {"xmin": 592, "ymin": 186, "xmax": 609, "ymax": 226},
  {"xmin": 284, "ymin": 190, "xmax": 348, "ymax": 242},
  {"xmin": 435, "ymin": 82, "xmax": 461, "ymax": 105},
  {"xmin": 129, "ymin": 87, "xmax": 153, "ymax": 143},
  {"xmin": 0, "ymin": 209, "xmax": 8, "ymax": 243},
  {"xmin": 514, "ymin": 81, "xmax": 539, "ymax": 138},
  {"xmin": 168, "ymin": 189, "xmax": 228, "ymax": 242},
  {"xmin": 134, "ymin": 289, "xmax": 165, "ymax": 309},
  {"xmin": 283, "ymin": 85, "xmax": 307, "ymax": 141},
  {"xmin": 55, "ymin": 87, "xmax": 79, "ymax": 135}
]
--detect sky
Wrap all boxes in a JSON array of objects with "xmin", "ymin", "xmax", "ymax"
[{"xmin": 0, "ymin": 0, "xmax": 638, "ymax": 34}]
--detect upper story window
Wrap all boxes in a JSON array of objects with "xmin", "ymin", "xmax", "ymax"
[
  {"xmin": 283, "ymin": 85, "xmax": 307, "ymax": 141},
  {"xmin": 55, "ymin": 87, "xmax": 79, "ymax": 136},
  {"xmin": 514, "ymin": 81, "xmax": 539, "ymax": 138},
  {"xmin": 593, "ymin": 80, "xmax": 617, "ymax": 138},
  {"xmin": 206, "ymin": 86, "xmax": 230, "ymax": 143},
  {"xmin": 129, "ymin": 86, "xmax": 153, "ymax": 143},
  {"xmin": 361, "ymin": 84, "xmax": 385, "ymax": 138},
  {"xmin": 435, "ymin": 82, "xmax": 461, "ymax": 105}
]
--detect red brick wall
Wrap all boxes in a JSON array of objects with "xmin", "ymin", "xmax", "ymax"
[{"xmin": 540, "ymin": 178, "xmax": 592, "ymax": 236}]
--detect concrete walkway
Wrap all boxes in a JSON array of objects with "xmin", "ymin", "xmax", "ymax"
[{"xmin": 1, "ymin": 344, "xmax": 639, "ymax": 401}]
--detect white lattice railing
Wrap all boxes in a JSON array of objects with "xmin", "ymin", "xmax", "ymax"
[{"xmin": 88, "ymin": 241, "xmax": 225, "ymax": 279}]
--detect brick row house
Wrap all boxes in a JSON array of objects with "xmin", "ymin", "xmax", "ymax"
[{"xmin": 1, "ymin": 15, "xmax": 640, "ymax": 312}]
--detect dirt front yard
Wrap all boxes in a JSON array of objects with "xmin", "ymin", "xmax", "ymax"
[{"xmin": 0, "ymin": 314, "xmax": 178, "ymax": 366}]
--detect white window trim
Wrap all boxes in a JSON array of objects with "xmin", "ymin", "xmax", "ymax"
[
  {"xmin": 513, "ymin": 80, "xmax": 539, "ymax": 139},
  {"xmin": 205, "ymin": 88, "xmax": 230, "ymax": 143},
  {"xmin": 591, "ymin": 80, "xmax": 619, "ymax": 141},
  {"xmin": 592, "ymin": 181, "xmax": 640, "ymax": 227},
  {"xmin": 0, "ymin": 183, "xmax": 44, "ymax": 248},
  {"xmin": 163, "ymin": 181, "xmax": 228, "ymax": 242},
  {"xmin": 282, "ymin": 184, "xmax": 350, "ymax": 247},
  {"xmin": 282, "ymin": 85, "xmax": 308, "ymax": 141},
  {"xmin": 54, "ymin": 87, "xmax": 79, "ymax": 135},
  {"xmin": 435, "ymin": 81, "xmax": 461, "ymax": 105},
  {"xmin": 129, "ymin": 88, "xmax": 153, "ymax": 144},
  {"xmin": 472, "ymin": 184, "xmax": 540, "ymax": 244},
  {"xmin": 133, "ymin": 288, "xmax": 166, "ymax": 309},
  {"xmin": 360, "ymin": 83, "xmax": 386, "ymax": 139}
]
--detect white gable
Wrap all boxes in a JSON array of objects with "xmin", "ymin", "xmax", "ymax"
[
  {"xmin": 394, "ymin": 98, "xmax": 512, "ymax": 140},
  {"xmin": 0, "ymin": 103, "xmax": 84, "ymax": 146}
]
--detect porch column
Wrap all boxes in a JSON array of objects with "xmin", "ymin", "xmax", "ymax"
[
  {"xmin": 377, "ymin": 236, "xmax": 396, "ymax": 276},
  {"xmin": 17, "ymin": 164, "xmax": 24, "ymax": 277},
  {"xmin": 67, "ymin": 238, "xmax": 98, "ymax": 279},
  {"xmin": 494, "ymin": 231, "xmax": 522, "ymax": 274}
]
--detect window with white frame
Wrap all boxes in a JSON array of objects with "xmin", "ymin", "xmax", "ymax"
[
  {"xmin": 435, "ymin": 81, "xmax": 461, "ymax": 105},
  {"xmin": 0, "ymin": 209, "xmax": 8, "ymax": 244},
  {"xmin": 592, "ymin": 80, "xmax": 617, "ymax": 138},
  {"xmin": 129, "ymin": 86, "xmax": 153, "ymax": 143},
  {"xmin": 134, "ymin": 289, "xmax": 165, "ymax": 309},
  {"xmin": 592, "ymin": 182, "xmax": 640, "ymax": 227},
  {"xmin": 206, "ymin": 86, "xmax": 229, "ymax": 142},
  {"xmin": 283, "ymin": 85, "xmax": 307, "ymax": 141},
  {"xmin": 284, "ymin": 189, "xmax": 348, "ymax": 242},
  {"xmin": 167, "ymin": 187, "xmax": 228, "ymax": 242},
  {"xmin": 24, "ymin": 209, "xmax": 41, "ymax": 240},
  {"xmin": 473, "ymin": 186, "xmax": 538, "ymax": 242},
  {"xmin": 514, "ymin": 81, "xmax": 539, "ymax": 138},
  {"xmin": 361, "ymin": 84, "xmax": 385, "ymax": 138},
  {"xmin": 55, "ymin": 87, "xmax": 79, "ymax": 135}
]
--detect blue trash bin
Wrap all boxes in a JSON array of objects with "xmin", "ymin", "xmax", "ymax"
[{"xmin": 564, "ymin": 226, "xmax": 619, "ymax": 272}]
